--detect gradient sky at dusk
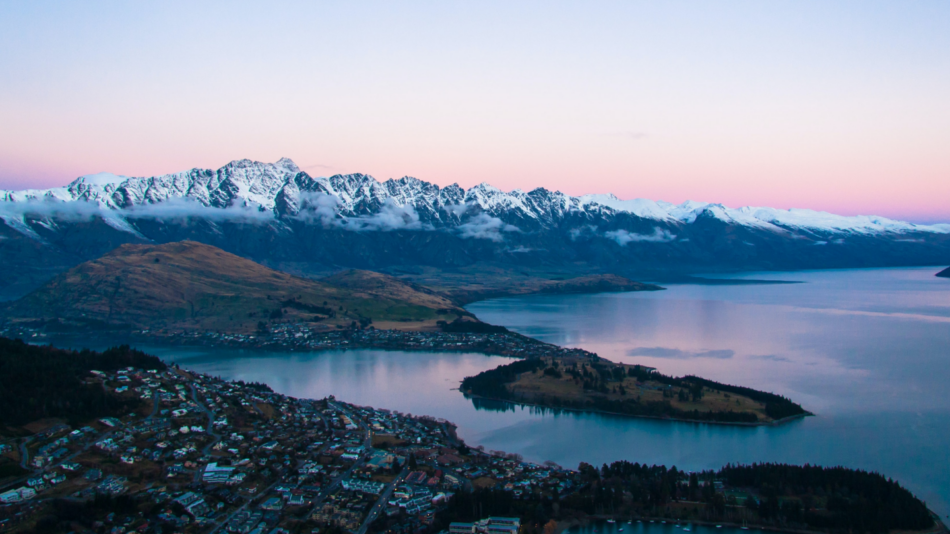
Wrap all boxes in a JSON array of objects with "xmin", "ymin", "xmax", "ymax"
[{"xmin": 1, "ymin": 1, "xmax": 948, "ymax": 222}]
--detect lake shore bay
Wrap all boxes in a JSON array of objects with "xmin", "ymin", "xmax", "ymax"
[
  {"xmin": 7, "ymin": 316, "xmax": 811, "ymax": 427},
  {"xmin": 0, "ymin": 337, "xmax": 940, "ymax": 534}
]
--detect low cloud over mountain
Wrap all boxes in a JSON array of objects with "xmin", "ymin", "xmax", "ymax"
[{"xmin": 2, "ymin": 157, "xmax": 949, "ymax": 300}]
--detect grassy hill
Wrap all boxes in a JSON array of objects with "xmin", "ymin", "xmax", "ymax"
[
  {"xmin": 321, "ymin": 269, "xmax": 459, "ymax": 311},
  {"xmin": 1, "ymin": 241, "xmax": 469, "ymax": 333}
]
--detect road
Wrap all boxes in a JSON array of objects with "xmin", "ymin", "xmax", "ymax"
[
  {"xmin": 189, "ymin": 384, "xmax": 223, "ymax": 483},
  {"xmin": 357, "ymin": 469, "xmax": 407, "ymax": 534},
  {"xmin": 208, "ymin": 478, "xmax": 282, "ymax": 534},
  {"xmin": 306, "ymin": 401, "xmax": 373, "ymax": 516},
  {"xmin": 211, "ymin": 399, "xmax": 375, "ymax": 531}
]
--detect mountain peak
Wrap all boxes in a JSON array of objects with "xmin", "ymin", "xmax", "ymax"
[
  {"xmin": 275, "ymin": 157, "xmax": 300, "ymax": 173},
  {"xmin": 2, "ymin": 158, "xmax": 949, "ymax": 239},
  {"xmin": 73, "ymin": 172, "xmax": 129, "ymax": 187}
]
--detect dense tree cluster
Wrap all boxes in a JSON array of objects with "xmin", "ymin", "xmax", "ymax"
[
  {"xmin": 680, "ymin": 376, "xmax": 806, "ymax": 420},
  {"xmin": 233, "ymin": 380, "xmax": 274, "ymax": 393},
  {"xmin": 439, "ymin": 318, "xmax": 511, "ymax": 334},
  {"xmin": 460, "ymin": 359, "xmax": 546, "ymax": 398},
  {"xmin": 434, "ymin": 487, "xmax": 555, "ymax": 534},
  {"xmin": 0, "ymin": 337, "xmax": 166, "ymax": 428},
  {"xmin": 720, "ymin": 464, "xmax": 934, "ymax": 531},
  {"xmin": 433, "ymin": 461, "xmax": 933, "ymax": 534}
]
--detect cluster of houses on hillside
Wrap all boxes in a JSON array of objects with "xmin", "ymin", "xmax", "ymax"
[
  {"xmin": 1, "ymin": 321, "xmax": 601, "ymax": 364},
  {"xmin": 0, "ymin": 363, "xmax": 587, "ymax": 533}
]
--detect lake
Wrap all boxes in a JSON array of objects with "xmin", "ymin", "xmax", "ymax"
[
  {"xmin": 467, "ymin": 267, "xmax": 950, "ymax": 519},
  {"xmin": 567, "ymin": 519, "xmax": 770, "ymax": 534},
  {"xmin": 56, "ymin": 267, "xmax": 950, "ymax": 519}
]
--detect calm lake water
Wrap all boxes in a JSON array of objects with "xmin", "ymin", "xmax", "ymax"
[
  {"xmin": 568, "ymin": 519, "xmax": 769, "ymax": 534},
  {"xmin": 467, "ymin": 267, "xmax": 950, "ymax": 519},
  {"xmin": 54, "ymin": 267, "xmax": 950, "ymax": 519}
]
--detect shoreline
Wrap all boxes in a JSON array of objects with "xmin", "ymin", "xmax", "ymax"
[
  {"xmin": 9, "ymin": 328, "xmax": 813, "ymax": 428},
  {"xmin": 13, "ymin": 330, "xmax": 535, "ymax": 360},
  {"xmin": 0, "ymin": 342, "xmax": 938, "ymax": 533},
  {"xmin": 463, "ymin": 392, "xmax": 812, "ymax": 428},
  {"xmin": 574, "ymin": 515, "xmax": 949, "ymax": 534}
]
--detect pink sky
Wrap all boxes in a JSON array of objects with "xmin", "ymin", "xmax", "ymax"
[{"xmin": 1, "ymin": 2, "xmax": 948, "ymax": 223}]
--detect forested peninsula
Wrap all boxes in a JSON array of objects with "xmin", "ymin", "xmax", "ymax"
[{"xmin": 461, "ymin": 356, "xmax": 809, "ymax": 425}]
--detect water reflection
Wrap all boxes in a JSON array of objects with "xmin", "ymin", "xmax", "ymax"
[
  {"xmin": 467, "ymin": 268, "xmax": 950, "ymax": 517},
  {"xmin": 569, "ymin": 519, "xmax": 769, "ymax": 534},
  {"xmin": 41, "ymin": 267, "xmax": 950, "ymax": 518},
  {"xmin": 468, "ymin": 268, "xmax": 950, "ymax": 415}
]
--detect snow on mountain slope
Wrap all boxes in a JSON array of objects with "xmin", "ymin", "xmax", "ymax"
[
  {"xmin": 578, "ymin": 194, "xmax": 675, "ymax": 221},
  {"xmin": 1, "ymin": 158, "xmax": 947, "ymax": 240},
  {"xmin": 580, "ymin": 195, "xmax": 949, "ymax": 235}
]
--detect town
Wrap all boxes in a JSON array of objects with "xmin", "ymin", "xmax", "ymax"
[
  {"xmin": 0, "ymin": 364, "xmax": 579, "ymax": 533},
  {"xmin": 0, "ymin": 340, "xmax": 940, "ymax": 534},
  {"xmin": 0, "ymin": 322, "xmax": 601, "ymax": 364}
]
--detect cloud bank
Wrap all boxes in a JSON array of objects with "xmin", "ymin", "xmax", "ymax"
[
  {"xmin": 606, "ymin": 227, "xmax": 677, "ymax": 245},
  {"xmin": 124, "ymin": 198, "xmax": 275, "ymax": 224},
  {"xmin": 1, "ymin": 193, "xmax": 522, "ymax": 241},
  {"xmin": 295, "ymin": 193, "xmax": 429, "ymax": 232},
  {"xmin": 457, "ymin": 213, "xmax": 520, "ymax": 242}
]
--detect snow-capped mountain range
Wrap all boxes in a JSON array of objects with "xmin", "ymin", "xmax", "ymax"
[
  {"xmin": 2, "ymin": 157, "xmax": 947, "ymax": 237},
  {"xmin": 2, "ymin": 158, "xmax": 949, "ymax": 301}
]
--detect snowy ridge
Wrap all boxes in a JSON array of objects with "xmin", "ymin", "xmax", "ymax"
[{"xmin": 1, "ymin": 158, "xmax": 947, "ymax": 238}]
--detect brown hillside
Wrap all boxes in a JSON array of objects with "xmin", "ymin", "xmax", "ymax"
[
  {"xmin": 442, "ymin": 273, "xmax": 663, "ymax": 305},
  {"xmin": 321, "ymin": 269, "xmax": 459, "ymax": 310},
  {"xmin": 2, "ymin": 241, "xmax": 466, "ymax": 332}
]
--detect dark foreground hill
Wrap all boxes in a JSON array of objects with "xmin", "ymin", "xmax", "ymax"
[
  {"xmin": 0, "ymin": 241, "xmax": 469, "ymax": 333},
  {"xmin": 938, "ymin": 267, "xmax": 950, "ymax": 278},
  {"xmin": 0, "ymin": 338, "xmax": 164, "ymax": 431}
]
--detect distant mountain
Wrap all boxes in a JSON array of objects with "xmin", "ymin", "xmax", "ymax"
[
  {"xmin": 938, "ymin": 267, "xmax": 950, "ymax": 278},
  {"xmin": 2, "ymin": 158, "xmax": 949, "ymax": 299},
  {"xmin": 0, "ymin": 241, "xmax": 467, "ymax": 332}
]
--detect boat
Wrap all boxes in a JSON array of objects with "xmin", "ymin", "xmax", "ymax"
[{"xmin": 607, "ymin": 520, "xmax": 616, "ymax": 524}]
